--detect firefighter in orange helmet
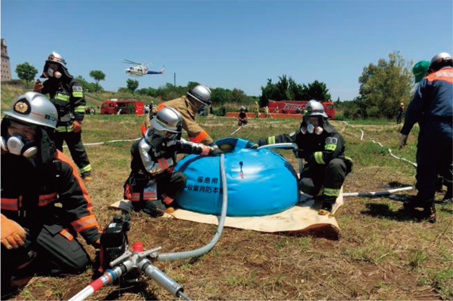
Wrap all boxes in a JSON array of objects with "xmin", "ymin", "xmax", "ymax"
[{"xmin": 1, "ymin": 93, "xmax": 101, "ymax": 290}]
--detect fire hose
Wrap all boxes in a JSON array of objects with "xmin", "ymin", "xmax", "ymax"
[
  {"xmin": 70, "ymin": 154, "xmax": 228, "ymax": 300},
  {"xmin": 258, "ymin": 143, "xmax": 414, "ymax": 198}
]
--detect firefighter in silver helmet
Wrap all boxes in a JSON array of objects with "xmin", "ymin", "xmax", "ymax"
[
  {"xmin": 142, "ymin": 84, "xmax": 215, "ymax": 145},
  {"xmin": 33, "ymin": 51, "xmax": 93, "ymax": 181},
  {"xmin": 251, "ymin": 100, "xmax": 353, "ymax": 215},
  {"xmin": 1, "ymin": 92, "xmax": 101, "ymax": 291},
  {"xmin": 125, "ymin": 107, "xmax": 223, "ymax": 217}
]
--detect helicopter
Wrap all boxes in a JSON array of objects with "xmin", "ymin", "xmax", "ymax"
[{"xmin": 123, "ymin": 59, "xmax": 165, "ymax": 77}]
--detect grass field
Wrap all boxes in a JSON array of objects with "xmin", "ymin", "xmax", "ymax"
[{"xmin": 2, "ymin": 86, "xmax": 452, "ymax": 300}]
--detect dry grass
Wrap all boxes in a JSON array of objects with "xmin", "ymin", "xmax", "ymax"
[{"xmin": 2, "ymin": 110, "xmax": 452, "ymax": 300}]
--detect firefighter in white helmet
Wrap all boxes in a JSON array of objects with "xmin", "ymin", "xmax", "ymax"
[
  {"xmin": 141, "ymin": 84, "xmax": 215, "ymax": 145},
  {"xmin": 251, "ymin": 100, "xmax": 353, "ymax": 215},
  {"xmin": 125, "ymin": 107, "xmax": 223, "ymax": 217},
  {"xmin": 33, "ymin": 51, "xmax": 93, "ymax": 181},
  {"xmin": 399, "ymin": 52, "xmax": 453, "ymax": 221},
  {"xmin": 1, "ymin": 92, "xmax": 101, "ymax": 291}
]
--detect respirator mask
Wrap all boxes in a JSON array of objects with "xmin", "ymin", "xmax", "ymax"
[
  {"xmin": 1, "ymin": 134, "xmax": 37, "ymax": 158},
  {"xmin": 197, "ymin": 103, "xmax": 209, "ymax": 116},
  {"xmin": 47, "ymin": 67, "xmax": 62, "ymax": 79},
  {"xmin": 146, "ymin": 128, "xmax": 178, "ymax": 149},
  {"xmin": 302, "ymin": 117, "xmax": 324, "ymax": 135},
  {"xmin": 1, "ymin": 119, "xmax": 38, "ymax": 158}
]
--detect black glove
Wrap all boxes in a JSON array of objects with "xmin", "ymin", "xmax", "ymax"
[{"xmin": 209, "ymin": 148, "xmax": 224, "ymax": 156}]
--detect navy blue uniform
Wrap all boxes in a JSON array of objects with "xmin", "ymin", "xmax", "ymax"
[{"xmin": 401, "ymin": 66, "xmax": 453, "ymax": 200}]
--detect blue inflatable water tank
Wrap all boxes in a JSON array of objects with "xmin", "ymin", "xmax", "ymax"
[{"xmin": 174, "ymin": 138, "xmax": 299, "ymax": 216}]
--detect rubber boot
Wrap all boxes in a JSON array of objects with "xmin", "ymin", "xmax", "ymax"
[
  {"xmin": 403, "ymin": 195, "xmax": 426, "ymax": 211},
  {"xmin": 143, "ymin": 200, "xmax": 166, "ymax": 217},
  {"xmin": 442, "ymin": 186, "xmax": 452, "ymax": 204},
  {"xmin": 422, "ymin": 200, "xmax": 436, "ymax": 223},
  {"xmin": 318, "ymin": 196, "xmax": 335, "ymax": 216}
]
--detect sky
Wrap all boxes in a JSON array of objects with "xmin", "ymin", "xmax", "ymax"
[{"xmin": 2, "ymin": 0, "xmax": 452, "ymax": 101}]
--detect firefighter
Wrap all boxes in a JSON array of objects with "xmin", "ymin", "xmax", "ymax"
[
  {"xmin": 253, "ymin": 101, "xmax": 260, "ymax": 118},
  {"xmin": 264, "ymin": 106, "xmax": 270, "ymax": 118},
  {"xmin": 396, "ymin": 103, "xmax": 405, "ymax": 124},
  {"xmin": 251, "ymin": 100, "xmax": 352, "ymax": 215},
  {"xmin": 1, "ymin": 92, "xmax": 101, "ymax": 290},
  {"xmin": 125, "ymin": 107, "xmax": 223, "ymax": 217},
  {"xmin": 238, "ymin": 106, "xmax": 248, "ymax": 126},
  {"xmin": 141, "ymin": 84, "xmax": 215, "ymax": 145},
  {"xmin": 33, "ymin": 51, "xmax": 93, "ymax": 181},
  {"xmin": 399, "ymin": 52, "xmax": 453, "ymax": 222}
]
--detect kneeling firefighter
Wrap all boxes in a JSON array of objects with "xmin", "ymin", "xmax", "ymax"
[
  {"xmin": 125, "ymin": 107, "xmax": 223, "ymax": 217},
  {"xmin": 1, "ymin": 92, "xmax": 101, "ymax": 290},
  {"xmin": 251, "ymin": 100, "xmax": 353, "ymax": 215}
]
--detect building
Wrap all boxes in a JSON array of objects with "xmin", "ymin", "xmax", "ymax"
[{"xmin": 1, "ymin": 38, "xmax": 12, "ymax": 81}]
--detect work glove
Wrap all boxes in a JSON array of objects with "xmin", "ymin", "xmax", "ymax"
[
  {"xmin": 1, "ymin": 215, "xmax": 26, "ymax": 250},
  {"xmin": 209, "ymin": 148, "xmax": 224, "ymax": 156},
  {"xmin": 398, "ymin": 134, "xmax": 408, "ymax": 150},
  {"xmin": 73, "ymin": 120, "xmax": 82, "ymax": 133},
  {"xmin": 33, "ymin": 80, "xmax": 43, "ymax": 92},
  {"xmin": 250, "ymin": 143, "xmax": 259, "ymax": 149}
]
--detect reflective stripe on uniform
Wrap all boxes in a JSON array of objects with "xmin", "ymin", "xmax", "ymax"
[
  {"xmin": 59, "ymin": 229, "xmax": 74, "ymax": 241},
  {"xmin": 325, "ymin": 143, "xmax": 337, "ymax": 151},
  {"xmin": 162, "ymin": 194, "xmax": 174, "ymax": 205},
  {"xmin": 74, "ymin": 105, "xmax": 85, "ymax": 113},
  {"xmin": 189, "ymin": 130, "xmax": 209, "ymax": 143},
  {"xmin": 314, "ymin": 151, "xmax": 325, "ymax": 164},
  {"xmin": 71, "ymin": 214, "xmax": 98, "ymax": 232},
  {"xmin": 323, "ymin": 188, "xmax": 340, "ymax": 197},
  {"xmin": 79, "ymin": 164, "xmax": 91, "ymax": 173},
  {"xmin": 73, "ymin": 91, "xmax": 83, "ymax": 97},
  {"xmin": 201, "ymin": 145, "xmax": 210, "ymax": 156},
  {"xmin": 267, "ymin": 136, "xmax": 276, "ymax": 144},
  {"xmin": 38, "ymin": 193, "xmax": 57, "ymax": 207},
  {"xmin": 129, "ymin": 193, "xmax": 141, "ymax": 202},
  {"xmin": 143, "ymin": 191, "xmax": 157, "ymax": 201},
  {"xmin": 55, "ymin": 93, "xmax": 70, "ymax": 102},
  {"xmin": 1, "ymin": 197, "xmax": 21, "ymax": 211},
  {"xmin": 57, "ymin": 125, "xmax": 74, "ymax": 132}
]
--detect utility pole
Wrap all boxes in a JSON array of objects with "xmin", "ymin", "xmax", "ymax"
[{"xmin": 174, "ymin": 72, "xmax": 176, "ymax": 86}]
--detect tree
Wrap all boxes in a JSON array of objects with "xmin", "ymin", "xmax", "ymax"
[
  {"xmin": 358, "ymin": 51, "xmax": 413, "ymax": 118},
  {"xmin": 126, "ymin": 79, "xmax": 139, "ymax": 95},
  {"xmin": 306, "ymin": 80, "xmax": 331, "ymax": 102},
  {"xmin": 231, "ymin": 88, "xmax": 247, "ymax": 103},
  {"xmin": 15, "ymin": 62, "xmax": 38, "ymax": 88},
  {"xmin": 89, "ymin": 70, "xmax": 106, "ymax": 93}
]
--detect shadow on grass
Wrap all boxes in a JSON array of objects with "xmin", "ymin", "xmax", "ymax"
[
  {"xmin": 102, "ymin": 280, "xmax": 159, "ymax": 300},
  {"xmin": 360, "ymin": 203, "xmax": 425, "ymax": 222}
]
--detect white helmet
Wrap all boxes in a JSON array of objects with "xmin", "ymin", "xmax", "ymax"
[
  {"xmin": 304, "ymin": 100, "xmax": 328, "ymax": 119},
  {"xmin": 187, "ymin": 84, "xmax": 211, "ymax": 106},
  {"xmin": 4, "ymin": 92, "xmax": 58, "ymax": 129},
  {"xmin": 41, "ymin": 51, "xmax": 72, "ymax": 78},
  {"xmin": 151, "ymin": 106, "xmax": 182, "ymax": 134}
]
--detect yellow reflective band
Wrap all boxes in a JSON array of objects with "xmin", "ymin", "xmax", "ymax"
[
  {"xmin": 73, "ymin": 92, "xmax": 83, "ymax": 97},
  {"xmin": 57, "ymin": 125, "xmax": 74, "ymax": 132},
  {"xmin": 325, "ymin": 144, "xmax": 337, "ymax": 151},
  {"xmin": 74, "ymin": 106, "xmax": 85, "ymax": 113},
  {"xmin": 55, "ymin": 94, "xmax": 70, "ymax": 101},
  {"xmin": 314, "ymin": 151, "xmax": 325, "ymax": 164},
  {"xmin": 324, "ymin": 188, "xmax": 340, "ymax": 197},
  {"xmin": 79, "ymin": 165, "xmax": 92, "ymax": 173},
  {"xmin": 267, "ymin": 136, "xmax": 276, "ymax": 144}
]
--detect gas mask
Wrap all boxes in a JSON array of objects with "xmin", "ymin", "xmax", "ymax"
[
  {"xmin": 306, "ymin": 123, "xmax": 324, "ymax": 135},
  {"xmin": 1, "ymin": 134, "xmax": 38, "ymax": 158},
  {"xmin": 146, "ymin": 128, "xmax": 178, "ymax": 149},
  {"xmin": 47, "ymin": 67, "xmax": 62, "ymax": 79},
  {"xmin": 197, "ymin": 104, "xmax": 209, "ymax": 116}
]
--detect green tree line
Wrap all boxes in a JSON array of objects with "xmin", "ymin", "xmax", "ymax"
[{"xmin": 14, "ymin": 51, "xmax": 415, "ymax": 119}]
